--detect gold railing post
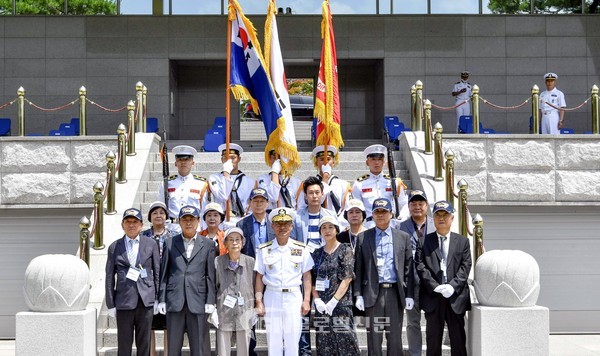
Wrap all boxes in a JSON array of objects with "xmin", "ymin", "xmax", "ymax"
[
  {"xmin": 105, "ymin": 151, "xmax": 117, "ymax": 215},
  {"xmin": 79, "ymin": 86, "xmax": 87, "ymax": 136},
  {"xmin": 424, "ymin": 99, "xmax": 433, "ymax": 154},
  {"xmin": 472, "ymin": 85, "xmax": 480, "ymax": 134},
  {"xmin": 532, "ymin": 85, "xmax": 540, "ymax": 134},
  {"xmin": 592, "ymin": 85, "xmax": 599, "ymax": 134},
  {"xmin": 410, "ymin": 84, "xmax": 417, "ymax": 130},
  {"xmin": 17, "ymin": 87, "xmax": 25, "ymax": 136},
  {"xmin": 79, "ymin": 216, "xmax": 91, "ymax": 267},
  {"xmin": 445, "ymin": 149, "xmax": 455, "ymax": 205},
  {"xmin": 117, "ymin": 124, "xmax": 127, "ymax": 183},
  {"xmin": 458, "ymin": 179, "xmax": 469, "ymax": 237},
  {"xmin": 92, "ymin": 182, "xmax": 105, "ymax": 250},
  {"xmin": 142, "ymin": 85, "xmax": 148, "ymax": 132},
  {"xmin": 127, "ymin": 100, "xmax": 136, "ymax": 156},
  {"xmin": 473, "ymin": 213, "xmax": 484, "ymax": 264},
  {"xmin": 415, "ymin": 80, "xmax": 423, "ymax": 132},
  {"xmin": 434, "ymin": 122, "xmax": 444, "ymax": 181},
  {"xmin": 136, "ymin": 82, "xmax": 144, "ymax": 133}
]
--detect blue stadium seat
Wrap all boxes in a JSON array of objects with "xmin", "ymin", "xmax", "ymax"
[
  {"xmin": 70, "ymin": 118, "xmax": 80, "ymax": 135},
  {"xmin": 203, "ymin": 130, "xmax": 224, "ymax": 152},
  {"xmin": 146, "ymin": 117, "xmax": 159, "ymax": 133},
  {"xmin": 458, "ymin": 115, "xmax": 473, "ymax": 133},
  {"xmin": 560, "ymin": 128, "xmax": 575, "ymax": 134},
  {"xmin": 384, "ymin": 115, "xmax": 400, "ymax": 137},
  {"xmin": 212, "ymin": 116, "xmax": 226, "ymax": 131},
  {"xmin": 49, "ymin": 130, "xmax": 63, "ymax": 136},
  {"xmin": 59, "ymin": 123, "xmax": 76, "ymax": 136},
  {"xmin": 0, "ymin": 118, "xmax": 11, "ymax": 136}
]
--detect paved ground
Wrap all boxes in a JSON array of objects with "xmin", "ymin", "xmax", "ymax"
[{"xmin": 1, "ymin": 335, "xmax": 599, "ymax": 355}]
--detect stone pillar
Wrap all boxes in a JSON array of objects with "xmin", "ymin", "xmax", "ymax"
[{"xmin": 16, "ymin": 254, "xmax": 95, "ymax": 356}]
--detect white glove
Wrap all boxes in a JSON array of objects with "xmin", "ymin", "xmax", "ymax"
[
  {"xmin": 314, "ymin": 298, "xmax": 327, "ymax": 314},
  {"xmin": 441, "ymin": 284, "xmax": 455, "ymax": 298},
  {"xmin": 208, "ymin": 310, "xmax": 219, "ymax": 328},
  {"xmin": 158, "ymin": 302, "xmax": 166, "ymax": 315},
  {"xmin": 251, "ymin": 312, "xmax": 259, "ymax": 326},
  {"xmin": 405, "ymin": 297, "xmax": 414, "ymax": 310},
  {"xmin": 355, "ymin": 296, "xmax": 365, "ymax": 311},
  {"xmin": 153, "ymin": 300, "xmax": 159, "ymax": 315},
  {"xmin": 205, "ymin": 304, "xmax": 216, "ymax": 314},
  {"xmin": 321, "ymin": 164, "xmax": 332, "ymax": 176},
  {"xmin": 325, "ymin": 297, "xmax": 339, "ymax": 316},
  {"xmin": 433, "ymin": 285, "xmax": 444, "ymax": 294},
  {"xmin": 108, "ymin": 308, "xmax": 116, "ymax": 318},
  {"xmin": 271, "ymin": 159, "xmax": 281, "ymax": 174},
  {"xmin": 222, "ymin": 159, "xmax": 234, "ymax": 174}
]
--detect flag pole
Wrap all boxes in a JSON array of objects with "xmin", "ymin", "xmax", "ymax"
[{"xmin": 225, "ymin": 0, "xmax": 232, "ymax": 221}]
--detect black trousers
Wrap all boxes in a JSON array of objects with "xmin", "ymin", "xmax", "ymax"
[
  {"xmin": 116, "ymin": 296, "xmax": 153, "ymax": 356},
  {"xmin": 424, "ymin": 298, "xmax": 467, "ymax": 356},
  {"xmin": 166, "ymin": 302, "xmax": 209, "ymax": 356},
  {"xmin": 365, "ymin": 286, "xmax": 404, "ymax": 356}
]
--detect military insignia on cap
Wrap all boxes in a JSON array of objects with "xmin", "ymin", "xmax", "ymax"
[
  {"xmin": 411, "ymin": 190, "xmax": 424, "ymax": 196},
  {"xmin": 182, "ymin": 207, "xmax": 194, "ymax": 214},
  {"xmin": 125, "ymin": 209, "xmax": 136, "ymax": 215},
  {"xmin": 436, "ymin": 202, "xmax": 448, "ymax": 208},
  {"xmin": 375, "ymin": 200, "xmax": 387, "ymax": 207}
]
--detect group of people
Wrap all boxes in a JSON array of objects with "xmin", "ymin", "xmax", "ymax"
[
  {"xmin": 105, "ymin": 142, "xmax": 473, "ymax": 356},
  {"xmin": 453, "ymin": 71, "xmax": 566, "ymax": 134}
]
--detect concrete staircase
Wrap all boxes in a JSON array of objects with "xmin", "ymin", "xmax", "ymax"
[{"xmin": 98, "ymin": 311, "xmax": 451, "ymax": 355}]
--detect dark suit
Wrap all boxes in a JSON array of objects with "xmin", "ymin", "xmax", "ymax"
[
  {"xmin": 159, "ymin": 234, "xmax": 216, "ymax": 356},
  {"xmin": 105, "ymin": 235, "xmax": 160, "ymax": 356},
  {"xmin": 354, "ymin": 226, "xmax": 414, "ymax": 356},
  {"xmin": 398, "ymin": 217, "xmax": 435, "ymax": 356},
  {"xmin": 416, "ymin": 231, "xmax": 472, "ymax": 356}
]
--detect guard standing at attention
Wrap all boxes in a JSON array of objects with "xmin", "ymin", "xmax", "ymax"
[
  {"xmin": 451, "ymin": 71, "xmax": 472, "ymax": 132},
  {"xmin": 539, "ymin": 72, "xmax": 566, "ymax": 135}
]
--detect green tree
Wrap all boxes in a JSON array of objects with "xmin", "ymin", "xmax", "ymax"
[
  {"xmin": 0, "ymin": 0, "xmax": 117, "ymax": 15},
  {"xmin": 487, "ymin": 0, "xmax": 598, "ymax": 13}
]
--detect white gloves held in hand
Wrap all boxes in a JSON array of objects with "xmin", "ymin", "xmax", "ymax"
[
  {"xmin": 325, "ymin": 298, "xmax": 338, "ymax": 315},
  {"xmin": 208, "ymin": 310, "xmax": 219, "ymax": 328},
  {"xmin": 271, "ymin": 159, "xmax": 282, "ymax": 174},
  {"xmin": 314, "ymin": 298, "xmax": 327, "ymax": 314},
  {"xmin": 434, "ymin": 284, "xmax": 455, "ymax": 298},
  {"xmin": 157, "ymin": 302, "xmax": 166, "ymax": 315},
  {"xmin": 321, "ymin": 164, "xmax": 332, "ymax": 176},
  {"xmin": 205, "ymin": 304, "xmax": 216, "ymax": 314},
  {"xmin": 108, "ymin": 308, "xmax": 116, "ymax": 318},
  {"xmin": 222, "ymin": 159, "xmax": 234, "ymax": 174},
  {"xmin": 355, "ymin": 296, "xmax": 365, "ymax": 311},
  {"xmin": 405, "ymin": 297, "xmax": 414, "ymax": 310},
  {"xmin": 153, "ymin": 300, "xmax": 159, "ymax": 315}
]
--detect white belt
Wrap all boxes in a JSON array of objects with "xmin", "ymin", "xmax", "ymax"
[{"xmin": 543, "ymin": 111, "xmax": 556, "ymax": 115}]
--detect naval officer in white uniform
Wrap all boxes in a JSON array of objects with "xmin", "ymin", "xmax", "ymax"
[
  {"xmin": 539, "ymin": 72, "xmax": 566, "ymax": 135},
  {"xmin": 452, "ymin": 71, "xmax": 472, "ymax": 132}
]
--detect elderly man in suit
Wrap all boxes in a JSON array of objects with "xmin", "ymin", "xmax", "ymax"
[
  {"xmin": 354, "ymin": 198, "xmax": 414, "ymax": 356},
  {"xmin": 415, "ymin": 201, "xmax": 472, "ymax": 356},
  {"xmin": 398, "ymin": 190, "xmax": 435, "ymax": 356},
  {"xmin": 157, "ymin": 205, "xmax": 217, "ymax": 356},
  {"xmin": 105, "ymin": 208, "xmax": 160, "ymax": 356}
]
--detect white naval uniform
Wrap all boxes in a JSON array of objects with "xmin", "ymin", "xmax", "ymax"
[
  {"xmin": 351, "ymin": 173, "xmax": 408, "ymax": 228},
  {"xmin": 453, "ymin": 80, "xmax": 472, "ymax": 131},
  {"xmin": 296, "ymin": 175, "xmax": 351, "ymax": 217},
  {"xmin": 157, "ymin": 174, "xmax": 210, "ymax": 219},
  {"xmin": 255, "ymin": 238, "xmax": 314, "ymax": 356},
  {"xmin": 208, "ymin": 171, "xmax": 255, "ymax": 224},
  {"xmin": 257, "ymin": 172, "xmax": 302, "ymax": 210},
  {"xmin": 540, "ymin": 88, "xmax": 566, "ymax": 134}
]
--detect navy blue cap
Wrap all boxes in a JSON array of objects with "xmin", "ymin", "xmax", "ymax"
[
  {"xmin": 122, "ymin": 208, "xmax": 143, "ymax": 221},
  {"xmin": 250, "ymin": 187, "xmax": 269, "ymax": 201},
  {"xmin": 408, "ymin": 189, "xmax": 428, "ymax": 202},
  {"xmin": 372, "ymin": 198, "xmax": 392, "ymax": 212},
  {"xmin": 432, "ymin": 201, "xmax": 454, "ymax": 214},
  {"xmin": 178, "ymin": 205, "xmax": 200, "ymax": 219}
]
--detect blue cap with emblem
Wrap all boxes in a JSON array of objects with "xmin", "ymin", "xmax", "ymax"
[
  {"xmin": 249, "ymin": 187, "xmax": 269, "ymax": 201},
  {"xmin": 432, "ymin": 200, "xmax": 454, "ymax": 214},
  {"xmin": 372, "ymin": 198, "xmax": 392, "ymax": 212},
  {"xmin": 122, "ymin": 207, "xmax": 143, "ymax": 221},
  {"xmin": 408, "ymin": 189, "xmax": 428, "ymax": 203},
  {"xmin": 179, "ymin": 205, "xmax": 200, "ymax": 219}
]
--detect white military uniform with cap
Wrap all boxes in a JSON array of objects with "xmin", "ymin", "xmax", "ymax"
[
  {"xmin": 255, "ymin": 207, "xmax": 314, "ymax": 355},
  {"xmin": 296, "ymin": 145, "xmax": 351, "ymax": 216},
  {"xmin": 208, "ymin": 143, "xmax": 256, "ymax": 224},
  {"xmin": 352, "ymin": 144, "xmax": 408, "ymax": 228},
  {"xmin": 453, "ymin": 71, "xmax": 472, "ymax": 131},
  {"xmin": 539, "ymin": 72, "xmax": 566, "ymax": 135},
  {"xmin": 257, "ymin": 171, "xmax": 302, "ymax": 210},
  {"xmin": 157, "ymin": 145, "xmax": 210, "ymax": 220}
]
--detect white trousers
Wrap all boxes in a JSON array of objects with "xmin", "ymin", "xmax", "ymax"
[
  {"xmin": 455, "ymin": 101, "xmax": 471, "ymax": 132},
  {"xmin": 264, "ymin": 289, "xmax": 303, "ymax": 355},
  {"xmin": 542, "ymin": 112, "xmax": 560, "ymax": 134}
]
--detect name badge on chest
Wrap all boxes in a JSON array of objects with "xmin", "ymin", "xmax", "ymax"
[
  {"xmin": 223, "ymin": 295, "xmax": 237, "ymax": 309},
  {"xmin": 315, "ymin": 278, "xmax": 330, "ymax": 291},
  {"xmin": 126, "ymin": 267, "xmax": 141, "ymax": 282}
]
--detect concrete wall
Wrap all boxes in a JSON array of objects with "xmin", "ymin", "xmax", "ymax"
[{"xmin": 0, "ymin": 15, "xmax": 597, "ymax": 139}]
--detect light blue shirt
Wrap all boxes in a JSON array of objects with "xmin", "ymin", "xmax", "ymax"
[
  {"xmin": 252, "ymin": 215, "xmax": 267, "ymax": 247},
  {"xmin": 375, "ymin": 227, "xmax": 397, "ymax": 283}
]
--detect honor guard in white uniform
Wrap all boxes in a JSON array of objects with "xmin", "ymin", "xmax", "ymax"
[
  {"xmin": 297, "ymin": 145, "xmax": 351, "ymax": 217},
  {"xmin": 254, "ymin": 208, "xmax": 314, "ymax": 356},
  {"xmin": 452, "ymin": 71, "xmax": 472, "ymax": 132},
  {"xmin": 157, "ymin": 145, "xmax": 210, "ymax": 221},
  {"xmin": 208, "ymin": 143, "xmax": 256, "ymax": 225},
  {"xmin": 257, "ymin": 149, "xmax": 302, "ymax": 210},
  {"xmin": 539, "ymin": 72, "xmax": 566, "ymax": 135},
  {"xmin": 352, "ymin": 144, "xmax": 408, "ymax": 228}
]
